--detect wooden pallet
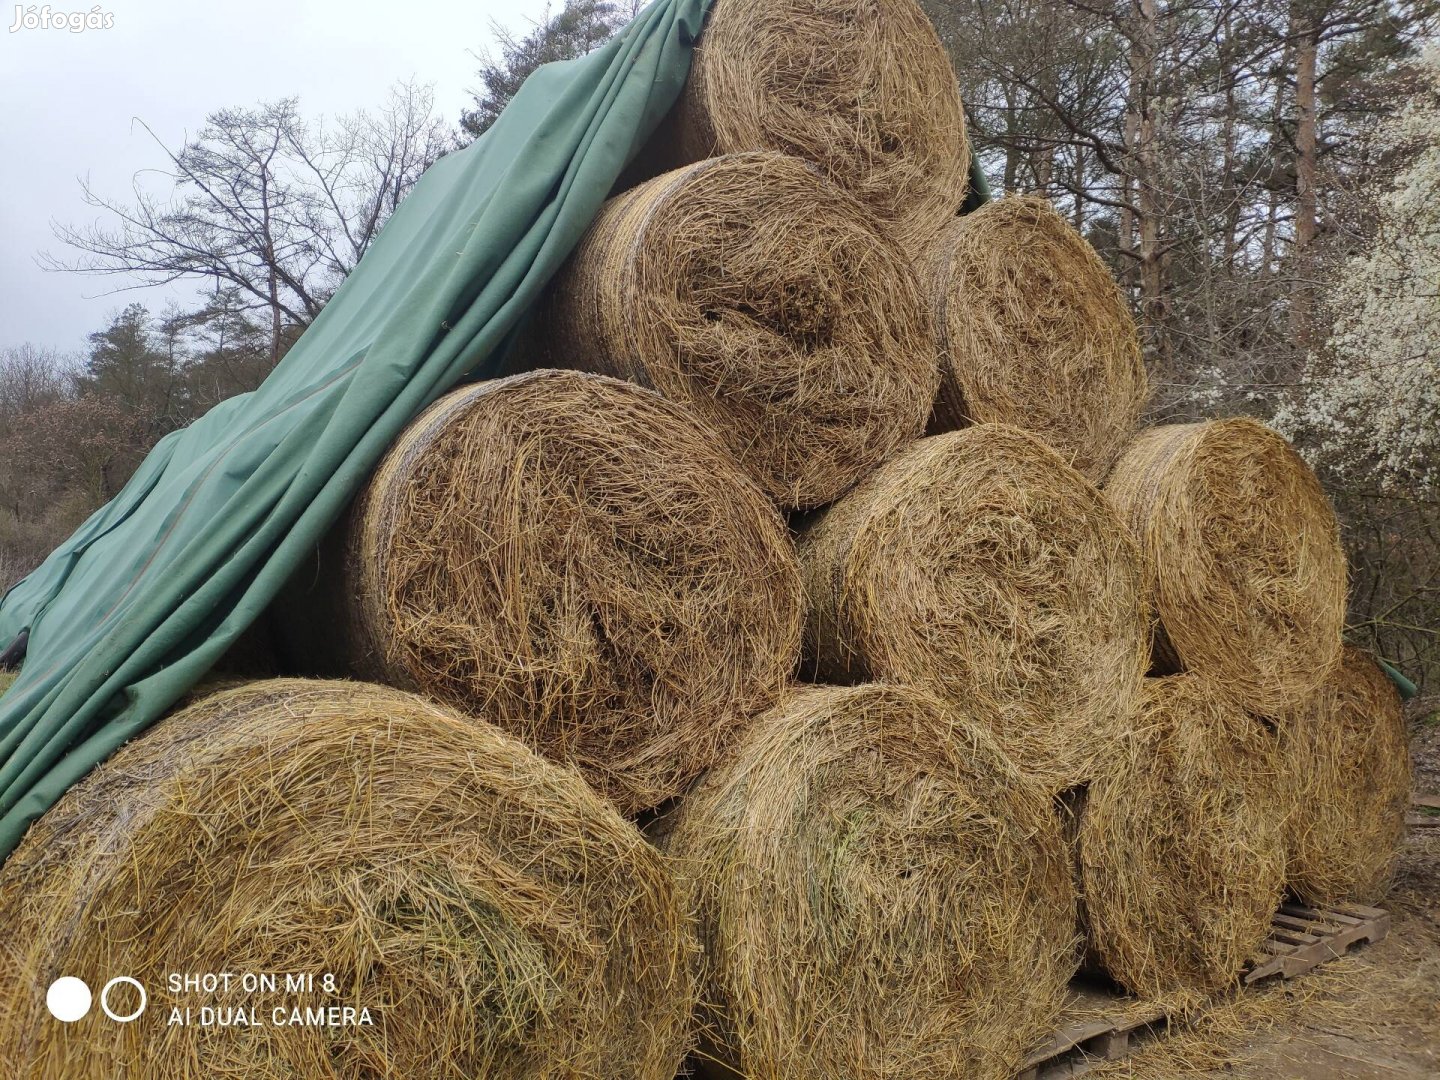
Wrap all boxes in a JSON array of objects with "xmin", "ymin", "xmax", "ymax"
[
  {"xmin": 1245, "ymin": 901, "xmax": 1389, "ymax": 983},
  {"xmin": 1016, "ymin": 986, "xmax": 1167, "ymax": 1080},
  {"xmin": 1017, "ymin": 903, "xmax": 1389, "ymax": 1079}
]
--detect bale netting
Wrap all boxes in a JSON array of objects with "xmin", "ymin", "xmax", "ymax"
[
  {"xmin": 1280, "ymin": 645, "xmax": 1412, "ymax": 905},
  {"xmin": 923, "ymin": 196, "xmax": 1148, "ymax": 481},
  {"xmin": 660, "ymin": 683, "xmax": 1077, "ymax": 1080},
  {"xmin": 0, "ymin": 679, "xmax": 696, "ymax": 1079},
  {"xmin": 1104, "ymin": 418, "xmax": 1347, "ymax": 716},
  {"xmin": 797, "ymin": 425, "xmax": 1149, "ymax": 792},
  {"xmin": 291, "ymin": 369, "xmax": 803, "ymax": 815},
  {"xmin": 630, "ymin": 0, "xmax": 969, "ymax": 250},
  {"xmin": 521, "ymin": 152, "xmax": 938, "ymax": 510},
  {"xmin": 1076, "ymin": 675, "xmax": 1287, "ymax": 999}
]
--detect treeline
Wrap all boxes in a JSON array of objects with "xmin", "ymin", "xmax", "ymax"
[
  {"xmin": 0, "ymin": 296, "xmax": 278, "ymax": 585},
  {"xmin": 3, "ymin": 0, "xmax": 1437, "ymax": 682}
]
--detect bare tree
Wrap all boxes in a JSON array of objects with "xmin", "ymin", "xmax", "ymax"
[{"xmin": 48, "ymin": 82, "xmax": 452, "ymax": 365}]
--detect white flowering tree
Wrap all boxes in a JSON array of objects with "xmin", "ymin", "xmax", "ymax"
[{"xmin": 1278, "ymin": 47, "xmax": 1440, "ymax": 490}]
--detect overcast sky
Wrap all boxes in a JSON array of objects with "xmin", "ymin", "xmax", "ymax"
[{"xmin": 0, "ymin": 0, "xmax": 537, "ymax": 355}]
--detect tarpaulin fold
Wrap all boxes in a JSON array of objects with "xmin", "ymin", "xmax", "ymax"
[{"xmin": 0, "ymin": 0, "xmax": 712, "ymax": 862}]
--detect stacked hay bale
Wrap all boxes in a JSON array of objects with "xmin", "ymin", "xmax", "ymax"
[
  {"xmin": 1071, "ymin": 676, "xmax": 1287, "ymax": 999},
  {"xmin": 281, "ymin": 369, "xmax": 803, "ymax": 814},
  {"xmin": 660, "ymin": 684, "xmax": 1077, "ymax": 1079},
  {"xmin": 797, "ymin": 424, "xmax": 1150, "ymax": 794},
  {"xmin": 1104, "ymin": 418, "xmax": 1348, "ymax": 713},
  {"xmin": 520, "ymin": 151, "xmax": 938, "ymax": 510},
  {"xmin": 625, "ymin": 0, "xmax": 972, "ymax": 250},
  {"xmin": 0, "ymin": 0, "xmax": 1415, "ymax": 1075},
  {"xmin": 921, "ymin": 196, "xmax": 1149, "ymax": 481},
  {"xmin": 1279, "ymin": 646, "xmax": 1412, "ymax": 905},
  {"xmin": 0, "ymin": 681, "xmax": 696, "ymax": 1079}
]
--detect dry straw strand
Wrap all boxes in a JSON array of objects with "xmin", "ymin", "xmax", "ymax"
[
  {"xmin": 923, "ymin": 195, "xmax": 1149, "ymax": 481},
  {"xmin": 662, "ymin": 683, "xmax": 1077, "ymax": 1080},
  {"xmin": 629, "ymin": 0, "xmax": 969, "ymax": 250},
  {"xmin": 0, "ymin": 679, "xmax": 696, "ymax": 1079},
  {"xmin": 1104, "ymin": 418, "xmax": 1347, "ymax": 716},
  {"xmin": 521, "ymin": 152, "xmax": 938, "ymax": 510},
  {"xmin": 1280, "ymin": 645, "xmax": 1412, "ymax": 905},
  {"xmin": 283, "ymin": 369, "xmax": 803, "ymax": 815},
  {"xmin": 798, "ymin": 425, "xmax": 1149, "ymax": 792},
  {"xmin": 1076, "ymin": 675, "xmax": 1288, "ymax": 998}
]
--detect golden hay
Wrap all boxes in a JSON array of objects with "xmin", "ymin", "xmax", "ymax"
[
  {"xmin": 798, "ymin": 425, "xmax": 1149, "ymax": 792},
  {"xmin": 922, "ymin": 196, "xmax": 1148, "ymax": 481},
  {"xmin": 1279, "ymin": 645, "xmax": 1412, "ymax": 905},
  {"xmin": 630, "ymin": 0, "xmax": 969, "ymax": 250},
  {"xmin": 660, "ymin": 683, "xmax": 1077, "ymax": 1079},
  {"xmin": 1076, "ymin": 675, "xmax": 1287, "ymax": 998},
  {"xmin": 1104, "ymin": 419, "xmax": 1346, "ymax": 716},
  {"xmin": 285, "ymin": 369, "xmax": 802, "ymax": 816},
  {"xmin": 520, "ymin": 152, "xmax": 938, "ymax": 511},
  {"xmin": 0, "ymin": 679, "xmax": 695, "ymax": 1079}
]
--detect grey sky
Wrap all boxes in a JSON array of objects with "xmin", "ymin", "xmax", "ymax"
[{"xmin": 0, "ymin": 0, "xmax": 536, "ymax": 355}]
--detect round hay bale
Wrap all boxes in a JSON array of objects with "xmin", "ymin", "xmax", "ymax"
[
  {"xmin": 923, "ymin": 196, "xmax": 1148, "ymax": 481},
  {"xmin": 523, "ymin": 152, "xmax": 938, "ymax": 510},
  {"xmin": 798, "ymin": 425, "xmax": 1149, "ymax": 791},
  {"xmin": 0, "ymin": 679, "xmax": 696, "ymax": 1079},
  {"xmin": 1076, "ymin": 675, "xmax": 1286, "ymax": 997},
  {"xmin": 1104, "ymin": 419, "xmax": 1346, "ymax": 716},
  {"xmin": 305, "ymin": 369, "xmax": 803, "ymax": 815},
  {"xmin": 661, "ymin": 683, "xmax": 1077, "ymax": 1079},
  {"xmin": 634, "ymin": 0, "xmax": 968, "ymax": 250},
  {"xmin": 1280, "ymin": 646, "xmax": 1411, "ymax": 905}
]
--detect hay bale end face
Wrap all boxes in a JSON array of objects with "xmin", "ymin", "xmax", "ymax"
[
  {"xmin": 522, "ymin": 152, "xmax": 938, "ymax": 510},
  {"xmin": 293, "ymin": 369, "xmax": 803, "ymax": 816},
  {"xmin": 662, "ymin": 683, "xmax": 1077, "ymax": 1080},
  {"xmin": 1105, "ymin": 418, "xmax": 1347, "ymax": 716},
  {"xmin": 0, "ymin": 680, "xmax": 695, "ymax": 1079},
  {"xmin": 923, "ymin": 196, "xmax": 1148, "ymax": 481},
  {"xmin": 1280, "ymin": 645, "xmax": 1412, "ymax": 905},
  {"xmin": 1077, "ymin": 675, "xmax": 1287, "ymax": 998},
  {"xmin": 635, "ymin": 0, "xmax": 969, "ymax": 250},
  {"xmin": 798, "ymin": 425, "xmax": 1149, "ymax": 792}
]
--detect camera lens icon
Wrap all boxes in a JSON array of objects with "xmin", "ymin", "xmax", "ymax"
[
  {"xmin": 46, "ymin": 977, "xmax": 91, "ymax": 1022},
  {"xmin": 46, "ymin": 976, "xmax": 147, "ymax": 1023}
]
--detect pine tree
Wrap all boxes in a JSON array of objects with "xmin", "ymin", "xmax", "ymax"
[{"xmin": 460, "ymin": 1, "xmax": 631, "ymax": 140}]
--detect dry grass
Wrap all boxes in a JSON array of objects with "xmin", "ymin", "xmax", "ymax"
[
  {"xmin": 288, "ymin": 370, "xmax": 804, "ymax": 816},
  {"xmin": 1076, "ymin": 675, "xmax": 1287, "ymax": 998},
  {"xmin": 1074, "ymin": 967, "xmax": 1357, "ymax": 1079},
  {"xmin": 0, "ymin": 679, "xmax": 696, "ymax": 1079},
  {"xmin": 1280, "ymin": 645, "xmax": 1412, "ymax": 905},
  {"xmin": 660, "ymin": 683, "xmax": 1078, "ymax": 1079},
  {"xmin": 523, "ymin": 152, "xmax": 938, "ymax": 511},
  {"xmin": 1104, "ymin": 419, "xmax": 1347, "ymax": 717},
  {"xmin": 632, "ymin": 0, "xmax": 969, "ymax": 250},
  {"xmin": 922, "ymin": 196, "xmax": 1148, "ymax": 482},
  {"xmin": 798, "ymin": 425, "xmax": 1149, "ymax": 793}
]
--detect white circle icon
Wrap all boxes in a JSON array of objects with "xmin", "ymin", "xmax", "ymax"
[
  {"xmin": 99, "ymin": 977, "xmax": 147, "ymax": 1023},
  {"xmin": 46, "ymin": 977, "xmax": 92, "ymax": 1022}
]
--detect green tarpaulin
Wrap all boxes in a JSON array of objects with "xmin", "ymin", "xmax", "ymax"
[{"xmin": 0, "ymin": 0, "xmax": 712, "ymax": 863}]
